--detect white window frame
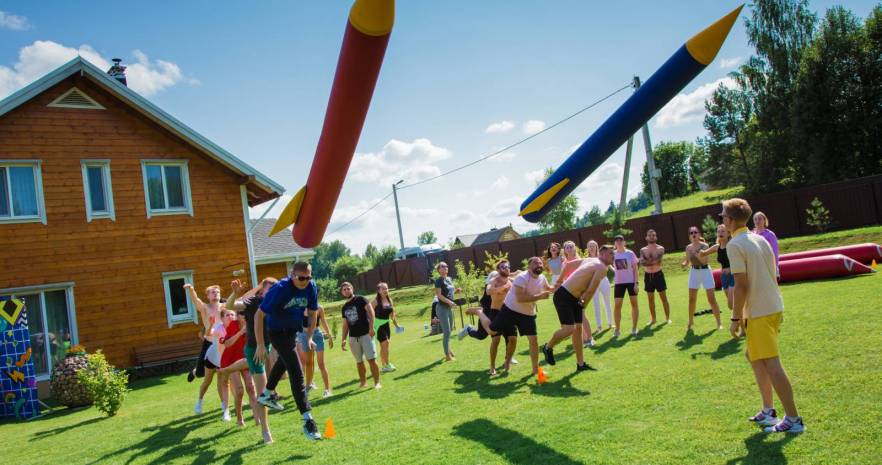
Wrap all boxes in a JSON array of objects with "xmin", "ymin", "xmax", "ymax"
[
  {"xmin": 0, "ymin": 160, "xmax": 47, "ymax": 225},
  {"xmin": 80, "ymin": 159, "xmax": 115, "ymax": 222},
  {"xmin": 0, "ymin": 282, "xmax": 78, "ymax": 381},
  {"xmin": 140, "ymin": 160, "xmax": 193, "ymax": 218},
  {"xmin": 162, "ymin": 270, "xmax": 197, "ymax": 328}
]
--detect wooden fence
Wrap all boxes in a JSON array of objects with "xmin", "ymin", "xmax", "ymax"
[{"xmin": 355, "ymin": 174, "xmax": 882, "ymax": 291}]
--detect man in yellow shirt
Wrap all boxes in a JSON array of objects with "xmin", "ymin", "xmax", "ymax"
[{"xmin": 722, "ymin": 198, "xmax": 805, "ymax": 433}]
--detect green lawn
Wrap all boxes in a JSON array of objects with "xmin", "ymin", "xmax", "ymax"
[
  {"xmin": 5, "ymin": 227, "xmax": 881, "ymax": 465},
  {"xmin": 628, "ymin": 186, "xmax": 745, "ymax": 219}
]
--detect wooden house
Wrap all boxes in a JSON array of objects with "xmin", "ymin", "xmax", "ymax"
[
  {"xmin": 250, "ymin": 218, "xmax": 314, "ymax": 280},
  {"xmin": 0, "ymin": 57, "xmax": 285, "ymax": 383}
]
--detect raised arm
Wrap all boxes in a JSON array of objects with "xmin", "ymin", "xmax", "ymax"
[
  {"xmin": 699, "ymin": 244, "xmax": 720, "ymax": 257},
  {"xmin": 183, "ymin": 283, "xmax": 207, "ymax": 319}
]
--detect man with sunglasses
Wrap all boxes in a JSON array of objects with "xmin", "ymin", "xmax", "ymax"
[
  {"xmin": 254, "ymin": 261, "xmax": 322, "ymax": 441},
  {"xmin": 721, "ymin": 199, "xmax": 804, "ymax": 433},
  {"xmin": 466, "ymin": 257, "xmax": 552, "ymax": 377}
]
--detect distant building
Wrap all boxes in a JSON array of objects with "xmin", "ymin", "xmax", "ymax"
[
  {"xmin": 250, "ymin": 219, "xmax": 314, "ymax": 279},
  {"xmin": 454, "ymin": 226, "xmax": 521, "ymax": 248}
]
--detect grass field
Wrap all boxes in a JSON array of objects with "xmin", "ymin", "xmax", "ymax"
[
  {"xmin": 4, "ymin": 227, "xmax": 881, "ymax": 465},
  {"xmin": 627, "ymin": 186, "xmax": 745, "ymax": 219}
]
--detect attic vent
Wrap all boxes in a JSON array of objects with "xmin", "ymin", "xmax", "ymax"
[{"xmin": 48, "ymin": 87, "xmax": 105, "ymax": 110}]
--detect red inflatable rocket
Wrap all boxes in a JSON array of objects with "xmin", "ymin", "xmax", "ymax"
[{"xmin": 270, "ymin": 0, "xmax": 394, "ymax": 247}]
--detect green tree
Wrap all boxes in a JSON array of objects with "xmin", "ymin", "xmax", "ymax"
[
  {"xmin": 372, "ymin": 245, "xmax": 398, "ymax": 268},
  {"xmin": 332, "ymin": 255, "xmax": 366, "ymax": 286},
  {"xmin": 310, "ymin": 240, "xmax": 351, "ymax": 279},
  {"xmin": 536, "ymin": 167, "xmax": 579, "ymax": 233},
  {"xmin": 417, "ymin": 231, "xmax": 438, "ymax": 245},
  {"xmin": 364, "ymin": 243, "xmax": 379, "ymax": 263},
  {"xmin": 641, "ymin": 141, "xmax": 695, "ymax": 199}
]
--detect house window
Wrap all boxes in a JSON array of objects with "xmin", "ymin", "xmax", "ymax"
[
  {"xmin": 141, "ymin": 160, "xmax": 193, "ymax": 217},
  {"xmin": 0, "ymin": 284, "xmax": 77, "ymax": 380},
  {"xmin": 81, "ymin": 160, "xmax": 115, "ymax": 221},
  {"xmin": 0, "ymin": 161, "xmax": 46, "ymax": 224},
  {"xmin": 162, "ymin": 271, "xmax": 196, "ymax": 327}
]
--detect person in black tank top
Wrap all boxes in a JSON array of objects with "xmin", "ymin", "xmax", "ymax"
[
  {"xmin": 700, "ymin": 224, "xmax": 735, "ymax": 311},
  {"xmin": 371, "ymin": 283, "xmax": 401, "ymax": 372}
]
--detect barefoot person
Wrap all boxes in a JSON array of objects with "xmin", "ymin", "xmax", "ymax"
[
  {"xmin": 541, "ymin": 245, "xmax": 615, "ymax": 372},
  {"xmin": 700, "ymin": 224, "xmax": 735, "ymax": 311},
  {"xmin": 466, "ymin": 257, "xmax": 552, "ymax": 377},
  {"xmin": 371, "ymin": 283, "xmax": 401, "ymax": 373},
  {"xmin": 254, "ymin": 261, "xmax": 322, "ymax": 441},
  {"xmin": 612, "ymin": 235, "xmax": 640, "ymax": 338},
  {"xmin": 225, "ymin": 277, "xmax": 277, "ymax": 443},
  {"xmin": 184, "ymin": 284, "xmax": 223, "ymax": 414},
  {"xmin": 721, "ymin": 198, "xmax": 804, "ymax": 433},
  {"xmin": 297, "ymin": 306, "xmax": 333, "ymax": 398},
  {"xmin": 639, "ymin": 229, "xmax": 671, "ymax": 325},
  {"xmin": 434, "ymin": 262, "xmax": 459, "ymax": 361},
  {"xmin": 458, "ymin": 262, "xmax": 518, "ymax": 375},
  {"xmin": 682, "ymin": 226, "xmax": 722, "ymax": 330},
  {"xmin": 340, "ymin": 282, "xmax": 382, "ymax": 389},
  {"xmin": 586, "ymin": 240, "xmax": 613, "ymax": 332}
]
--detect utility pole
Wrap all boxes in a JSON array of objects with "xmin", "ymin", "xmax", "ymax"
[
  {"xmin": 392, "ymin": 180, "xmax": 405, "ymax": 250},
  {"xmin": 617, "ymin": 135, "xmax": 635, "ymax": 224},
  {"xmin": 633, "ymin": 75, "xmax": 663, "ymax": 215}
]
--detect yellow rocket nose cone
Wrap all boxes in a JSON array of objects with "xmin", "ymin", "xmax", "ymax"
[
  {"xmin": 350, "ymin": 0, "xmax": 395, "ymax": 36},
  {"xmin": 519, "ymin": 178, "xmax": 570, "ymax": 217},
  {"xmin": 685, "ymin": 5, "xmax": 744, "ymax": 65}
]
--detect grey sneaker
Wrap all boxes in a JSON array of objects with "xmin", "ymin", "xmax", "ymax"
[
  {"xmin": 257, "ymin": 391, "xmax": 284, "ymax": 411},
  {"xmin": 749, "ymin": 408, "xmax": 779, "ymax": 427},
  {"xmin": 764, "ymin": 416, "xmax": 805, "ymax": 433}
]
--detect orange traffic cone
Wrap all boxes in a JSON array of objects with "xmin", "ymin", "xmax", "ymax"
[
  {"xmin": 872, "ymin": 259, "xmax": 878, "ymax": 270},
  {"xmin": 537, "ymin": 367, "xmax": 549, "ymax": 384},
  {"xmin": 324, "ymin": 417, "xmax": 336, "ymax": 439}
]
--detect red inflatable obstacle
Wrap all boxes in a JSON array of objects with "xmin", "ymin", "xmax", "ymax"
[
  {"xmin": 779, "ymin": 243, "xmax": 881, "ymax": 265},
  {"xmin": 713, "ymin": 252, "xmax": 875, "ymax": 287}
]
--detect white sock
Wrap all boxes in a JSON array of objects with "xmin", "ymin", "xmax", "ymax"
[
  {"xmin": 763, "ymin": 407, "xmax": 775, "ymax": 415},
  {"xmin": 785, "ymin": 415, "xmax": 800, "ymax": 422}
]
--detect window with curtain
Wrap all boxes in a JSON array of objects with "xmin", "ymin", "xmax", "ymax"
[{"xmin": 0, "ymin": 163, "xmax": 44, "ymax": 222}]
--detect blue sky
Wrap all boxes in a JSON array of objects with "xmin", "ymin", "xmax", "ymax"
[{"xmin": 2, "ymin": 0, "xmax": 877, "ymax": 253}]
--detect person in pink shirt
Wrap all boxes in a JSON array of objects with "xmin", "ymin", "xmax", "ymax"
[
  {"xmin": 612, "ymin": 235, "xmax": 640, "ymax": 338},
  {"xmin": 752, "ymin": 211, "xmax": 780, "ymax": 277}
]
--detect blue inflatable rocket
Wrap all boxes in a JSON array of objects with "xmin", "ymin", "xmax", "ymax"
[{"xmin": 520, "ymin": 5, "xmax": 743, "ymax": 222}]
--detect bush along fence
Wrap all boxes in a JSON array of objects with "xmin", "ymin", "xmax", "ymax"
[{"xmin": 356, "ymin": 174, "xmax": 882, "ymax": 291}]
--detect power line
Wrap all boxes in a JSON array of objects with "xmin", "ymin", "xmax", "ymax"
[
  {"xmin": 327, "ymin": 82, "xmax": 634, "ymax": 236},
  {"xmin": 398, "ymin": 82, "xmax": 633, "ymax": 190}
]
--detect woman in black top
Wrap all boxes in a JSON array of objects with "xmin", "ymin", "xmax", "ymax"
[
  {"xmin": 370, "ymin": 282, "xmax": 401, "ymax": 373},
  {"xmin": 700, "ymin": 224, "xmax": 734, "ymax": 310}
]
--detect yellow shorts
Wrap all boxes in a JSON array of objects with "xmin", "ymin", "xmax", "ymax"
[{"xmin": 745, "ymin": 312, "xmax": 783, "ymax": 362}]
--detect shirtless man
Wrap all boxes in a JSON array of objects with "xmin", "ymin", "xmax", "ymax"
[
  {"xmin": 458, "ymin": 261, "xmax": 518, "ymax": 374},
  {"xmin": 466, "ymin": 257, "xmax": 552, "ymax": 376},
  {"xmin": 639, "ymin": 229, "xmax": 671, "ymax": 325},
  {"xmin": 541, "ymin": 245, "xmax": 615, "ymax": 372},
  {"xmin": 682, "ymin": 226, "xmax": 722, "ymax": 330}
]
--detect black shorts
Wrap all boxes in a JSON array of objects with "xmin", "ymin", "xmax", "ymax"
[
  {"xmin": 377, "ymin": 323, "xmax": 391, "ymax": 342},
  {"xmin": 614, "ymin": 283, "xmax": 638, "ymax": 298},
  {"xmin": 194, "ymin": 339, "xmax": 212, "ymax": 377},
  {"xmin": 204, "ymin": 357, "xmax": 219, "ymax": 370},
  {"xmin": 469, "ymin": 308, "xmax": 517, "ymax": 339},
  {"xmin": 489, "ymin": 305, "xmax": 537, "ymax": 337},
  {"xmin": 553, "ymin": 287, "xmax": 583, "ymax": 325},
  {"xmin": 644, "ymin": 271, "xmax": 667, "ymax": 293}
]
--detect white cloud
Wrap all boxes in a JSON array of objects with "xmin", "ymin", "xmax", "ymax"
[
  {"xmin": 524, "ymin": 169, "xmax": 545, "ymax": 185},
  {"xmin": 0, "ymin": 10, "xmax": 29, "ymax": 30},
  {"xmin": 488, "ymin": 197, "xmax": 522, "ymax": 218},
  {"xmin": 0, "ymin": 40, "xmax": 197, "ymax": 100},
  {"xmin": 491, "ymin": 176, "xmax": 509, "ymax": 189},
  {"xmin": 719, "ymin": 56, "xmax": 742, "ymax": 69},
  {"xmin": 522, "ymin": 119, "xmax": 546, "ymax": 135},
  {"xmin": 654, "ymin": 77, "xmax": 736, "ymax": 128},
  {"xmin": 485, "ymin": 120, "xmax": 515, "ymax": 134},
  {"xmin": 349, "ymin": 138, "xmax": 451, "ymax": 187}
]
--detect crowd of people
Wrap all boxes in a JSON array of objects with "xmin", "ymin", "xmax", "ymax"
[{"xmin": 181, "ymin": 198, "xmax": 802, "ymax": 444}]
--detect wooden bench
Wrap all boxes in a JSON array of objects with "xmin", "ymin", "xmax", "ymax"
[{"xmin": 133, "ymin": 340, "xmax": 203, "ymax": 368}]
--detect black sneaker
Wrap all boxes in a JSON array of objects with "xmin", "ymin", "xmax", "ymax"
[
  {"xmin": 576, "ymin": 362, "xmax": 597, "ymax": 372},
  {"xmin": 187, "ymin": 370, "xmax": 195, "ymax": 383},
  {"xmin": 541, "ymin": 344, "xmax": 556, "ymax": 366},
  {"xmin": 303, "ymin": 418, "xmax": 322, "ymax": 441}
]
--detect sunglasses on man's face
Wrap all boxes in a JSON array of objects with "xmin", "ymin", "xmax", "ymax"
[
  {"xmin": 690, "ymin": 231, "xmax": 700, "ymax": 235},
  {"xmin": 295, "ymin": 275, "xmax": 312, "ymax": 282}
]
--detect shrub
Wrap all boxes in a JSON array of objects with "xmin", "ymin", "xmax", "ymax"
[
  {"xmin": 701, "ymin": 214, "xmax": 719, "ymax": 244},
  {"xmin": 315, "ymin": 277, "xmax": 339, "ymax": 302},
  {"xmin": 805, "ymin": 197, "xmax": 832, "ymax": 233},
  {"xmin": 77, "ymin": 350, "xmax": 129, "ymax": 417},
  {"xmin": 482, "ymin": 250, "xmax": 509, "ymax": 273}
]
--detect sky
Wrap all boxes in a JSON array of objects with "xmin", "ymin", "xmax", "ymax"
[{"xmin": 2, "ymin": 0, "xmax": 878, "ymax": 254}]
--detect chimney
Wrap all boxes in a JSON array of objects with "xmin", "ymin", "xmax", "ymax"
[{"xmin": 107, "ymin": 58, "xmax": 127, "ymax": 86}]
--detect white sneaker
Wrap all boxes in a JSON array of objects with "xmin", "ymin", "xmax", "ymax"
[
  {"xmin": 510, "ymin": 358, "xmax": 519, "ymax": 365},
  {"xmin": 305, "ymin": 384, "xmax": 314, "ymax": 396},
  {"xmin": 381, "ymin": 365, "xmax": 394, "ymax": 373},
  {"xmin": 322, "ymin": 390, "xmax": 332, "ymax": 398},
  {"xmin": 374, "ymin": 383, "xmax": 382, "ymax": 390},
  {"xmin": 457, "ymin": 325, "xmax": 473, "ymax": 340},
  {"xmin": 194, "ymin": 399, "xmax": 203, "ymax": 415},
  {"xmin": 631, "ymin": 329, "xmax": 639, "ymax": 337},
  {"xmin": 222, "ymin": 409, "xmax": 231, "ymax": 422}
]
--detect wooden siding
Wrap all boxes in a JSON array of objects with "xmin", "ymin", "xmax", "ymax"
[
  {"xmin": 0, "ymin": 75, "xmax": 256, "ymax": 368},
  {"xmin": 256, "ymin": 262, "xmax": 288, "ymax": 282}
]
